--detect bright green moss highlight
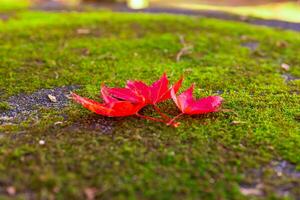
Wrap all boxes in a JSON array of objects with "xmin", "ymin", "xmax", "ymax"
[
  {"xmin": 0, "ymin": 101, "xmax": 10, "ymax": 111},
  {"xmin": 0, "ymin": 10, "xmax": 299, "ymax": 200},
  {"xmin": 0, "ymin": 0, "xmax": 30, "ymax": 11}
]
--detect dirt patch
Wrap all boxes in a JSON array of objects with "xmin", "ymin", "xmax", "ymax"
[
  {"xmin": 214, "ymin": 90, "xmax": 224, "ymax": 95},
  {"xmin": 282, "ymin": 73, "xmax": 300, "ymax": 82},
  {"xmin": 32, "ymin": 1, "xmax": 68, "ymax": 11},
  {"xmin": 240, "ymin": 160, "xmax": 300, "ymax": 199},
  {"xmin": 241, "ymin": 42, "xmax": 259, "ymax": 51},
  {"xmin": 0, "ymin": 85, "xmax": 117, "ymax": 134},
  {"xmin": 0, "ymin": 85, "xmax": 79, "ymax": 124},
  {"xmin": 271, "ymin": 160, "xmax": 300, "ymax": 178},
  {"xmin": 0, "ymin": 13, "xmax": 11, "ymax": 22},
  {"xmin": 66, "ymin": 114, "xmax": 117, "ymax": 134}
]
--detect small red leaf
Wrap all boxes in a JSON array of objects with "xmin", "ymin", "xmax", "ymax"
[
  {"xmin": 102, "ymin": 85, "xmax": 144, "ymax": 104},
  {"xmin": 101, "ymin": 85, "xmax": 118, "ymax": 103},
  {"xmin": 125, "ymin": 73, "xmax": 183, "ymax": 105},
  {"xmin": 149, "ymin": 73, "xmax": 169, "ymax": 104},
  {"xmin": 157, "ymin": 75, "xmax": 183, "ymax": 103},
  {"xmin": 126, "ymin": 80, "xmax": 151, "ymax": 103},
  {"xmin": 71, "ymin": 92, "xmax": 143, "ymax": 117},
  {"xmin": 171, "ymin": 84, "xmax": 223, "ymax": 115}
]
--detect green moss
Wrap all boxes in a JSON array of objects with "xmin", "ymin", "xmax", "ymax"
[
  {"xmin": 0, "ymin": 10, "xmax": 299, "ymax": 200},
  {"xmin": 0, "ymin": 101, "xmax": 11, "ymax": 111},
  {"xmin": 0, "ymin": 0, "xmax": 30, "ymax": 12}
]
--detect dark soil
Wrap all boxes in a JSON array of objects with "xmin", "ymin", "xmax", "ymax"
[
  {"xmin": 66, "ymin": 114, "xmax": 117, "ymax": 134},
  {"xmin": 241, "ymin": 160, "xmax": 300, "ymax": 199},
  {"xmin": 272, "ymin": 160, "xmax": 300, "ymax": 178},
  {"xmin": 282, "ymin": 73, "xmax": 300, "ymax": 82},
  {"xmin": 241, "ymin": 42, "xmax": 260, "ymax": 51},
  {"xmin": 0, "ymin": 85, "xmax": 79, "ymax": 123}
]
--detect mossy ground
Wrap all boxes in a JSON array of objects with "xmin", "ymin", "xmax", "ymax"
[
  {"xmin": 0, "ymin": 0, "xmax": 30, "ymax": 12},
  {"xmin": 0, "ymin": 7, "xmax": 300, "ymax": 200}
]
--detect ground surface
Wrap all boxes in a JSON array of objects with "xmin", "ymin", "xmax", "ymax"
[
  {"xmin": 150, "ymin": 0, "xmax": 300, "ymax": 23},
  {"xmin": 0, "ymin": 5, "xmax": 300, "ymax": 200}
]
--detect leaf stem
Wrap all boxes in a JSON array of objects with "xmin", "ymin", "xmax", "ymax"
[
  {"xmin": 152, "ymin": 105, "xmax": 171, "ymax": 120},
  {"xmin": 136, "ymin": 113, "xmax": 166, "ymax": 123},
  {"xmin": 136, "ymin": 113, "xmax": 179, "ymax": 127},
  {"xmin": 167, "ymin": 113, "xmax": 184, "ymax": 126}
]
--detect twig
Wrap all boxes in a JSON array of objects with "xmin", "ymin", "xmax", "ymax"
[
  {"xmin": 167, "ymin": 113, "xmax": 184, "ymax": 127},
  {"xmin": 179, "ymin": 34, "xmax": 186, "ymax": 46},
  {"xmin": 176, "ymin": 35, "xmax": 193, "ymax": 62}
]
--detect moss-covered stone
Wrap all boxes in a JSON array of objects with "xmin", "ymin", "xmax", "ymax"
[{"xmin": 0, "ymin": 9, "xmax": 299, "ymax": 200}]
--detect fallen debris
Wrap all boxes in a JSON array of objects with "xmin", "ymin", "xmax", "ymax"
[
  {"xmin": 76, "ymin": 28, "xmax": 91, "ymax": 35},
  {"xmin": 239, "ymin": 183, "xmax": 264, "ymax": 196},
  {"xmin": 281, "ymin": 63, "xmax": 290, "ymax": 71},
  {"xmin": 48, "ymin": 94, "xmax": 57, "ymax": 103},
  {"xmin": 6, "ymin": 186, "xmax": 16, "ymax": 196},
  {"xmin": 84, "ymin": 187, "xmax": 98, "ymax": 200},
  {"xmin": 54, "ymin": 121, "xmax": 63, "ymax": 126},
  {"xmin": 39, "ymin": 140, "xmax": 45, "ymax": 145},
  {"xmin": 276, "ymin": 41, "xmax": 288, "ymax": 48},
  {"xmin": 176, "ymin": 35, "xmax": 193, "ymax": 62},
  {"xmin": 54, "ymin": 72, "xmax": 59, "ymax": 79},
  {"xmin": 0, "ymin": 116, "xmax": 13, "ymax": 121},
  {"xmin": 230, "ymin": 120, "xmax": 246, "ymax": 125}
]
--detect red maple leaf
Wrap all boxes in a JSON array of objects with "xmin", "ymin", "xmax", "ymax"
[
  {"xmin": 70, "ymin": 85, "xmax": 145, "ymax": 117},
  {"xmin": 104, "ymin": 73, "xmax": 182, "ymax": 120},
  {"xmin": 100, "ymin": 85, "xmax": 145, "ymax": 104},
  {"xmin": 71, "ymin": 92, "xmax": 144, "ymax": 117},
  {"xmin": 72, "ymin": 85, "xmax": 178, "ymax": 126},
  {"xmin": 71, "ymin": 75, "xmax": 223, "ymax": 127},
  {"xmin": 167, "ymin": 84, "xmax": 223, "ymax": 125},
  {"xmin": 104, "ymin": 73, "xmax": 182, "ymax": 105},
  {"xmin": 126, "ymin": 73, "xmax": 183, "ymax": 105}
]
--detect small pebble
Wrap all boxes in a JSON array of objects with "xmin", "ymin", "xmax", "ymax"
[
  {"xmin": 230, "ymin": 121, "xmax": 246, "ymax": 125},
  {"xmin": 0, "ymin": 116, "xmax": 13, "ymax": 121},
  {"xmin": 239, "ymin": 184, "xmax": 263, "ymax": 196},
  {"xmin": 281, "ymin": 63, "xmax": 290, "ymax": 71},
  {"xmin": 84, "ymin": 187, "xmax": 97, "ymax": 200},
  {"xmin": 76, "ymin": 28, "xmax": 90, "ymax": 34},
  {"xmin": 6, "ymin": 186, "xmax": 16, "ymax": 196},
  {"xmin": 54, "ymin": 121, "xmax": 63, "ymax": 125},
  {"xmin": 39, "ymin": 140, "xmax": 45, "ymax": 145},
  {"xmin": 48, "ymin": 94, "xmax": 57, "ymax": 103}
]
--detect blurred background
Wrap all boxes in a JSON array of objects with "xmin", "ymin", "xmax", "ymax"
[{"xmin": 1, "ymin": 0, "xmax": 300, "ymax": 22}]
